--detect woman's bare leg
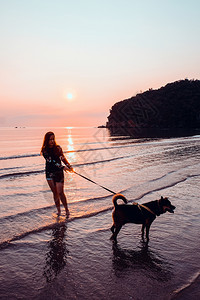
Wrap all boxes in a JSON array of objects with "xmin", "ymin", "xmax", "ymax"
[
  {"xmin": 47, "ymin": 179, "xmax": 61, "ymax": 215},
  {"xmin": 56, "ymin": 182, "xmax": 69, "ymax": 215}
]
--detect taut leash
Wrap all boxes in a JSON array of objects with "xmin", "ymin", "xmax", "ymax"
[{"xmin": 73, "ymin": 171, "xmax": 116, "ymax": 195}]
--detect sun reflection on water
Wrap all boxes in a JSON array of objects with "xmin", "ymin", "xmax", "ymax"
[{"xmin": 66, "ymin": 127, "xmax": 76, "ymax": 163}]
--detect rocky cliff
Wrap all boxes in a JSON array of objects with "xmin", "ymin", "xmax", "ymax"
[{"xmin": 106, "ymin": 79, "xmax": 200, "ymax": 137}]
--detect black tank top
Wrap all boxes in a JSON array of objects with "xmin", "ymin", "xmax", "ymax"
[{"xmin": 43, "ymin": 146, "xmax": 64, "ymax": 173}]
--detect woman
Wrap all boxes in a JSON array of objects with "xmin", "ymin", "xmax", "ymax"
[{"xmin": 41, "ymin": 131, "xmax": 73, "ymax": 216}]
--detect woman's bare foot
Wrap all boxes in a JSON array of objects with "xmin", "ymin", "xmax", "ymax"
[{"xmin": 65, "ymin": 210, "xmax": 70, "ymax": 218}]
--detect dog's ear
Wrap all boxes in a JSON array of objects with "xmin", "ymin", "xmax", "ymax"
[{"xmin": 161, "ymin": 196, "xmax": 164, "ymax": 200}]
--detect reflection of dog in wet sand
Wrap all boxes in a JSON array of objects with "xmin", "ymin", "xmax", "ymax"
[{"xmin": 110, "ymin": 194, "xmax": 176, "ymax": 242}]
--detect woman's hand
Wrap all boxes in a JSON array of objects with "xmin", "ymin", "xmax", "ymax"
[{"xmin": 64, "ymin": 165, "xmax": 74, "ymax": 172}]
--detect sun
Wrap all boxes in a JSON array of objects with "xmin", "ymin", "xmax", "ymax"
[
  {"xmin": 63, "ymin": 89, "xmax": 77, "ymax": 101},
  {"xmin": 66, "ymin": 93, "xmax": 73, "ymax": 100}
]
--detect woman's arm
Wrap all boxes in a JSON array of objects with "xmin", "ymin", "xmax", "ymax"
[{"xmin": 59, "ymin": 147, "xmax": 73, "ymax": 171}]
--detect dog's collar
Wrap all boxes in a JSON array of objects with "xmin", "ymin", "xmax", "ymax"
[{"xmin": 139, "ymin": 204, "xmax": 156, "ymax": 216}]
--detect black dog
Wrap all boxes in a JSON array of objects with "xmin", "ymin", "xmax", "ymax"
[{"xmin": 110, "ymin": 194, "xmax": 175, "ymax": 242}]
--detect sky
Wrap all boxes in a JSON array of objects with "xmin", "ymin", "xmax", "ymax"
[{"xmin": 0, "ymin": 0, "xmax": 200, "ymax": 127}]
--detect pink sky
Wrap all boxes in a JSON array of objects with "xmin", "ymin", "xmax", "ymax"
[{"xmin": 0, "ymin": 0, "xmax": 200, "ymax": 127}]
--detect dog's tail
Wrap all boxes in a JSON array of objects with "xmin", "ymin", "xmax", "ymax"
[{"xmin": 112, "ymin": 193, "xmax": 128, "ymax": 207}]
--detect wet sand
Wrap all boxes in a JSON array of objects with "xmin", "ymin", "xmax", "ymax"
[{"xmin": 1, "ymin": 210, "xmax": 198, "ymax": 300}]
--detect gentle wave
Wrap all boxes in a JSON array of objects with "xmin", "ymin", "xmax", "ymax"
[
  {"xmin": 1, "ymin": 166, "xmax": 200, "ymax": 220},
  {"xmin": 0, "ymin": 144, "xmax": 132, "ymax": 161},
  {"xmin": 0, "ymin": 154, "xmax": 134, "ymax": 179},
  {"xmin": 1, "ymin": 141, "xmax": 200, "ymax": 179},
  {"xmin": 171, "ymin": 271, "xmax": 200, "ymax": 299},
  {"xmin": 0, "ymin": 205, "xmax": 55, "ymax": 222},
  {"xmin": 1, "ymin": 172, "xmax": 199, "ymax": 249},
  {"xmin": 0, "ymin": 170, "xmax": 44, "ymax": 179},
  {"xmin": 0, "ymin": 153, "xmax": 40, "ymax": 161},
  {"xmin": 0, "ymin": 138, "xmax": 173, "ymax": 161},
  {"xmin": 0, "ymin": 207, "xmax": 111, "ymax": 250},
  {"xmin": 132, "ymin": 173, "xmax": 200, "ymax": 202},
  {"xmin": 0, "ymin": 194, "xmax": 112, "ymax": 221},
  {"xmin": 1, "ymin": 135, "xmax": 200, "ymax": 162}
]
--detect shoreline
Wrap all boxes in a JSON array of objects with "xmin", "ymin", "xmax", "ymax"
[
  {"xmin": 106, "ymin": 127, "xmax": 200, "ymax": 138},
  {"xmin": 171, "ymin": 273, "xmax": 200, "ymax": 299}
]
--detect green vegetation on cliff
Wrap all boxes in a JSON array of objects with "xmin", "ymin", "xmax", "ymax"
[{"xmin": 107, "ymin": 79, "xmax": 200, "ymax": 136}]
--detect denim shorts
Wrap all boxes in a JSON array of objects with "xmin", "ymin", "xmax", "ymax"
[{"xmin": 46, "ymin": 170, "xmax": 64, "ymax": 183}]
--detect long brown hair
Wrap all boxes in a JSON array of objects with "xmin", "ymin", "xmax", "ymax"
[{"xmin": 41, "ymin": 131, "xmax": 58, "ymax": 155}]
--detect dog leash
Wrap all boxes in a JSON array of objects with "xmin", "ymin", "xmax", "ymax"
[
  {"xmin": 139, "ymin": 204, "xmax": 156, "ymax": 216},
  {"xmin": 133, "ymin": 202, "xmax": 156, "ymax": 216},
  {"xmin": 73, "ymin": 170, "xmax": 116, "ymax": 195}
]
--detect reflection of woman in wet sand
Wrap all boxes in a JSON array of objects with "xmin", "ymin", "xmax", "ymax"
[
  {"xmin": 41, "ymin": 131, "xmax": 73, "ymax": 216},
  {"xmin": 43, "ymin": 223, "xmax": 68, "ymax": 282}
]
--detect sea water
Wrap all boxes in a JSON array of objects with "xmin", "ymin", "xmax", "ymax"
[{"xmin": 0, "ymin": 127, "xmax": 199, "ymax": 299}]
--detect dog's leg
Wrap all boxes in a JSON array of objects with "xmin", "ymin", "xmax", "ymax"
[
  {"xmin": 145, "ymin": 220, "xmax": 153, "ymax": 241},
  {"xmin": 110, "ymin": 224, "xmax": 116, "ymax": 240},
  {"xmin": 112, "ymin": 225, "xmax": 122, "ymax": 241},
  {"xmin": 141, "ymin": 223, "xmax": 146, "ymax": 239},
  {"xmin": 146, "ymin": 226, "xmax": 150, "ymax": 242},
  {"xmin": 110, "ymin": 224, "xmax": 115, "ymax": 234}
]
